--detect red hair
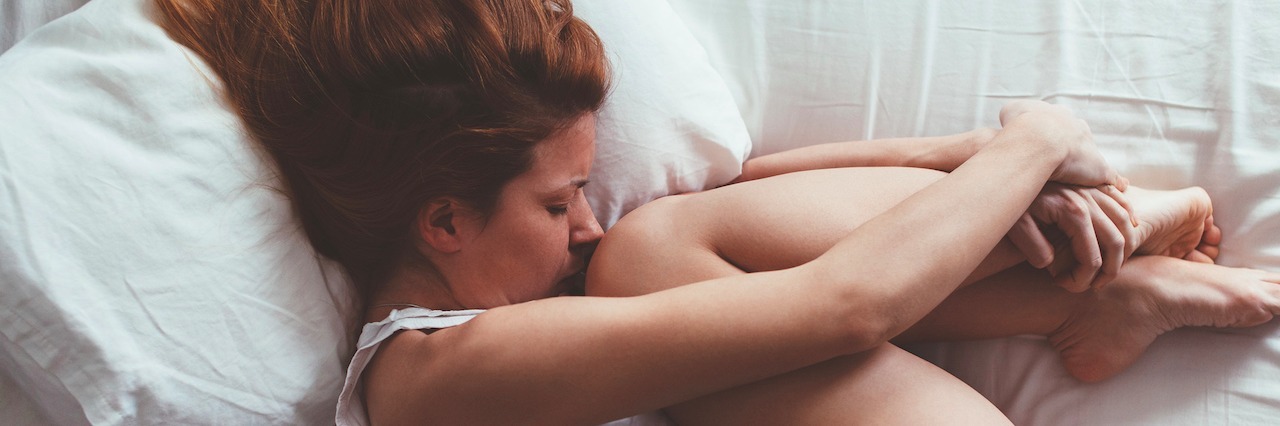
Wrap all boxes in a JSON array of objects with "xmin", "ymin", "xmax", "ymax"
[{"xmin": 154, "ymin": 0, "xmax": 610, "ymax": 297}]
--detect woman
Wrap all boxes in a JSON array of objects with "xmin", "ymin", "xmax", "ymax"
[{"xmin": 154, "ymin": 0, "xmax": 1280, "ymax": 424}]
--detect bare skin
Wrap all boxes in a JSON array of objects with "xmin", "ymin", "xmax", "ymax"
[
  {"xmin": 588, "ymin": 166, "xmax": 1278, "ymax": 423},
  {"xmin": 366, "ymin": 106, "xmax": 1117, "ymax": 424},
  {"xmin": 657, "ymin": 343, "xmax": 1011, "ymax": 425},
  {"xmin": 899, "ymin": 184, "xmax": 1225, "ymax": 350},
  {"xmin": 1034, "ymin": 186, "xmax": 1221, "ymax": 286},
  {"xmin": 1050, "ymin": 256, "xmax": 1280, "ymax": 382},
  {"xmin": 1128, "ymin": 186, "xmax": 1221, "ymax": 262}
]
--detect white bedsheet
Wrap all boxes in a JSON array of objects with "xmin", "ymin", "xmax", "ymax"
[
  {"xmin": 4, "ymin": 0, "xmax": 1279, "ymax": 424},
  {"xmin": 668, "ymin": 0, "xmax": 1280, "ymax": 424}
]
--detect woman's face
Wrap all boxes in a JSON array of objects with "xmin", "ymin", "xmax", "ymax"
[{"xmin": 448, "ymin": 115, "xmax": 604, "ymax": 307}]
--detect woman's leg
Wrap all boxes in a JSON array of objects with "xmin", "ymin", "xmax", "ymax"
[
  {"xmin": 589, "ymin": 167, "xmax": 1026, "ymax": 297},
  {"xmin": 667, "ymin": 343, "xmax": 1011, "ymax": 425},
  {"xmin": 620, "ymin": 255, "xmax": 1279, "ymax": 424},
  {"xmin": 587, "ymin": 167, "xmax": 1258, "ymax": 422},
  {"xmin": 590, "ymin": 168, "xmax": 1222, "ymax": 339},
  {"xmin": 590, "ymin": 167, "xmax": 1020, "ymax": 424},
  {"xmin": 902, "ymin": 256, "xmax": 1280, "ymax": 382}
]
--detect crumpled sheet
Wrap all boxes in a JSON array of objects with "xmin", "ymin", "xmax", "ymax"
[{"xmin": 668, "ymin": 0, "xmax": 1280, "ymax": 424}]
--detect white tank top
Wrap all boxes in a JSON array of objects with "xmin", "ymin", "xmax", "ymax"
[{"xmin": 335, "ymin": 307, "xmax": 671, "ymax": 426}]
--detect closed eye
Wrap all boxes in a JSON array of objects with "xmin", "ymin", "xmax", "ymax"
[{"xmin": 547, "ymin": 205, "xmax": 569, "ymax": 215}]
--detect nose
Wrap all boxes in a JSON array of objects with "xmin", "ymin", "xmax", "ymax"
[{"xmin": 569, "ymin": 193, "xmax": 604, "ymax": 247}]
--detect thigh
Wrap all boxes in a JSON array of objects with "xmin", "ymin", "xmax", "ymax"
[
  {"xmin": 587, "ymin": 167, "xmax": 945, "ymax": 297},
  {"xmin": 686, "ymin": 167, "xmax": 946, "ymax": 272},
  {"xmin": 585, "ymin": 167, "xmax": 1010, "ymax": 424},
  {"xmin": 667, "ymin": 343, "xmax": 1011, "ymax": 425}
]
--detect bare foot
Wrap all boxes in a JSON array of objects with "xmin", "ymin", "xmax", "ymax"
[
  {"xmin": 1046, "ymin": 186, "xmax": 1220, "ymax": 282},
  {"xmin": 1186, "ymin": 215, "xmax": 1222, "ymax": 263},
  {"xmin": 1127, "ymin": 186, "xmax": 1220, "ymax": 262},
  {"xmin": 1048, "ymin": 256, "xmax": 1280, "ymax": 382}
]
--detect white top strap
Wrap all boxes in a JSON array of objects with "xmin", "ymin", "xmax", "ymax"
[
  {"xmin": 333, "ymin": 306, "xmax": 671, "ymax": 426},
  {"xmin": 335, "ymin": 307, "xmax": 484, "ymax": 426}
]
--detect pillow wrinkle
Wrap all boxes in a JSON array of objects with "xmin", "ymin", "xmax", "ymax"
[{"xmin": 1, "ymin": 1, "xmax": 745, "ymax": 425}]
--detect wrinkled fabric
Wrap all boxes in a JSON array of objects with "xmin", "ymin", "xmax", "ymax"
[
  {"xmin": 668, "ymin": 0, "xmax": 1280, "ymax": 424},
  {"xmin": 0, "ymin": 0, "xmax": 358, "ymax": 423}
]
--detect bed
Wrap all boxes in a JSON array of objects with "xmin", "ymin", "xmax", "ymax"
[{"xmin": 2, "ymin": 0, "xmax": 1277, "ymax": 424}]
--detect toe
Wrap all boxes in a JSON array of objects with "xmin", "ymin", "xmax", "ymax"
[
  {"xmin": 1203, "ymin": 217, "xmax": 1222, "ymax": 243},
  {"xmin": 1184, "ymin": 250, "xmax": 1215, "ymax": 264}
]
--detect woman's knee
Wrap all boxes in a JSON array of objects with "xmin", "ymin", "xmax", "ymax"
[{"xmin": 585, "ymin": 194, "xmax": 722, "ymax": 297}]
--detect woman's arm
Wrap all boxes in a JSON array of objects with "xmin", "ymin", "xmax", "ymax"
[
  {"xmin": 731, "ymin": 128, "xmax": 997, "ymax": 183},
  {"xmin": 735, "ymin": 124, "xmax": 1136, "ymax": 292},
  {"xmin": 365, "ymin": 105, "xmax": 1110, "ymax": 425}
]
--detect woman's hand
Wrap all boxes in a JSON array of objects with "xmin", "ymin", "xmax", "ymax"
[
  {"xmin": 999, "ymin": 100, "xmax": 1124, "ymax": 190},
  {"xmin": 1007, "ymin": 183, "xmax": 1138, "ymax": 292}
]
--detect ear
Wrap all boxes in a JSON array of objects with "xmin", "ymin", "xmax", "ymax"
[{"xmin": 417, "ymin": 198, "xmax": 464, "ymax": 253}]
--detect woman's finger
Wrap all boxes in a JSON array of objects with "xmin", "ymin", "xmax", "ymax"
[
  {"xmin": 1009, "ymin": 213, "xmax": 1055, "ymax": 269},
  {"xmin": 1097, "ymin": 183, "xmax": 1138, "ymax": 228},
  {"xmin": 1044, "ymin": 190, "xmax": 1101, "ymax": 293},
  {"xmin": 1088, "ymin": 188, "xmax": 1138, "ymax": 257},
  {"xmin": 1083, "ymin": 191, "xmax": 1124, "ymax": 290}
]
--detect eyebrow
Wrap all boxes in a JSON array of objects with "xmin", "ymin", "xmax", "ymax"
[{"xmin": 541, "ymin": 179, "xmax": 590, "ymax": 198}]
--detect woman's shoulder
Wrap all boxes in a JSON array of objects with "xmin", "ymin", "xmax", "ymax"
[
  {"xmin": 357, "ymin": 308, "xmax": 483, "ymax": 423},
  {"xmin": 359, "ymin": 307, "xmax": 486, "ymax": 378}
]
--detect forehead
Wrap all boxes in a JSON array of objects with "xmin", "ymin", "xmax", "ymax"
[{"xmin": 527, "ymin": 116, "xmax": 596, "ymax": 176}]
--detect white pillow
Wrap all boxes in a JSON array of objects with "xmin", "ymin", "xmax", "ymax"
[
  {"xmin": 0, "ymin": 0, "xmax": 89, "ymax": 53},
  {"xmin": 575, "ymin": 0, "xmax": 752, "ymax": 228},
  {"xmin": 0, "ymin": 0, "xmax": 358, "ymax": 423},
  {"xmin": 0, "ymin": 0, "xmax": 750, "ymax": 423}
]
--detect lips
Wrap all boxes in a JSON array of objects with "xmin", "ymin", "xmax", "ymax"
[
  {"xmin": 556, "ymin": 250, "xmax": 592, "ymax": 297},
  {"xmin": 554, "ymin": 266, "xmax": 587, "ymax": 297}
]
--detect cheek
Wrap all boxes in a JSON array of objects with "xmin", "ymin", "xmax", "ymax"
[
  {"xmin": 502, "ymin": 221, "xmax": 570, "ymax": 298},
  {"xmin": 500, "ymin": 213, "xmax": 570, "ymax": 267},
  {"xmin": 530, "ymin": 220, "xmax": 571, "ymax": 262}
]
